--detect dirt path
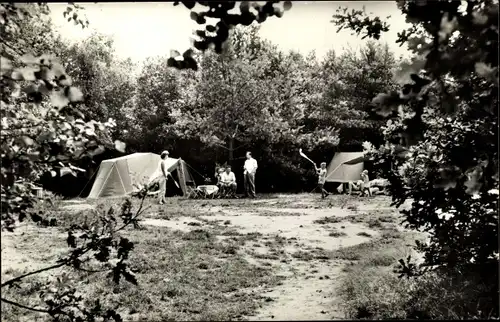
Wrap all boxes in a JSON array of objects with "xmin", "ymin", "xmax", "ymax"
[{"xmin": 205, "ymin": 205, "xmax": 374, "ymax": 320}]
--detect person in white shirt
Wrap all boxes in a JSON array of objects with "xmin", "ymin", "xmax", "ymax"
[
  {"xmin": 220, "ymin": 166, "xmax": 237, "ymax": 197},
  {"xmin": 158, "ymin": 150, "xmax": 170, "ymax": 205},
  {"xmin": 243, "ymin": 151, "xmax": 258, "ymax": 198},
  {"xmin": 314, "ymin": 162, "xmax": 330, "ymax": 199}
]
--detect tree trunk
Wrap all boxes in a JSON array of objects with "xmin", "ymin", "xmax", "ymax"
[{"xmin": 228, "ymin": 138, "xmax": 234, "ymax": 166}]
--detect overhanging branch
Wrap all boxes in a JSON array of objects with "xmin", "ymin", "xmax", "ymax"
[
  {"xmin": 1, "ymin": 297, "xmax": 52, "ymax": 314},
  {"xmin": 1, "ymin": 262, "xmax": 66, "ymax": 288}
]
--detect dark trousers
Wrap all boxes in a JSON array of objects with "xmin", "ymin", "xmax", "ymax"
[
  {"xmin": 221, "ymin": 183, "xmax": 237, "ymax": 196},
  {"xmin": 318, "ymin": 183, "xmax": 328, "ymax": 198},
  {"xmin": 244, "ymin": 172, "xmax": 256, "ymax": 197}
]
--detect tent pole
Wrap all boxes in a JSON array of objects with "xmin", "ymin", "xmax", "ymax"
[
  {"xmin": 77, "ymin": 166, "xmax": 99, "ymax": 198},
  {"xmin": 177, "ymin": 159, "xmax": 188, "ymax": 197}
]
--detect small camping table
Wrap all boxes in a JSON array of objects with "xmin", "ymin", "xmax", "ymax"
[{"xmin": 196, "ymin": 185, "xmax": 219, "ymax": 199}]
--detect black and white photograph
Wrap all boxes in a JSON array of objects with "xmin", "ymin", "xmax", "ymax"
[{"xmin": 1, "ymin": 1, "xmax": 498, "ymax": 320}]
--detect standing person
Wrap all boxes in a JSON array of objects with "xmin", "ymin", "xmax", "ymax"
[
  {"xmin": 158, "ymin": 150, "xmax": 170, "ymax": 205},
  {"xmin": 315, "ymin": 162, "xmax": 330, "ymax": 199},
  {"xmin": 221, "ymin": 166, "xmax": 237, "ymax": 197},
  {"xmin": 243, "ymin": 151, "xmax": 258, "ymax": 198}
]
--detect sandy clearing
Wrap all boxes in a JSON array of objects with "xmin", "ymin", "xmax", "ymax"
[
  {"xmin": 139, "ymin": 199, "xmax": 386, "ymax": 320},
  {"xmin": 139, "ymin": 201, "xmax": 378, "ymax": 320},
  {"xmin": 258, "ymin": 206, "xmax": 354, "ymax": 217},
  {"xmin": 198, "ymin": 208, "xmax": 377, "ymax": 251},
  {"xmin": 249, "ymin": 261, "xmax": 345, "ymax": 320},
  {"xmin": 141, "ymin": 216, "xmax": 205, "ymax": 232},
  {"xmin": 1, "ymin": 225, "xmax": 67, "ymax": 281},
  {"xmin": 196, "ymin": 204, "xmax": 378, "ymax": 320}
]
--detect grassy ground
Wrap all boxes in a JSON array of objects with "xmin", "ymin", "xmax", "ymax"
[
  {"xmin": 2, "ymin": 202, "xmax": 283, "ymax": 321},
  {"xmin": 333, "ymin": 216, "xmax": 498, "ymax": 320},
  {"xmin": 2, "ymin": 193, "xmax": 424, "ymax": 321}
]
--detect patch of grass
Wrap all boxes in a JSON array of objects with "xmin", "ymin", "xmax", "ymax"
[
  {"xmin": 180, "ymin": 229, "xmax": 213, "ymax": 241},
  {"xmin": 333, "ymin": 226, "xmax": 497, "ymax": 320},
  {"xmin": 343, "ymin": 214, "xmax": 367, "ymax": 224},
  {"xmin": 331, "ymin": 241, "xmax": 377, "ymax": 261},
  {"xmin": 273, "ymin": 235, "xmax": 288, "ymax": 246},
  {"xmin": 291, "ymin": 247, "xmax": 329, "ymax": 261},
  {"xmin": 291, "ymin": 250, "xmax": 315, "ymax": 261},
  {"xmin": 338, "ymin": 265, "xmax": 413, "ymax": 319},
  {"xmin": 338, "ymin": 262, "xmax": 499, "ymax": 320},
  {"xmin": 242, "ymin": 232, "xmax": 263, "ymax": 241},
  {"xmin": 1, "ymin": 274, "xmax": 53, "ymax": 321},
  {"xmin": 215, "ymin": 242, "xmax": 239, "ymax": 255},
  {"xmin": 313, "ymin": 216, "xmax": 343, "ymax": 224},
  {"xmin": 346, "ymin": 204, "xmax": 359, "ymax": 212},
  {"xmin": 357, "ymin": 232, "xmax": 372, "ymax": 238},
  {"xmin": 219, "ymin": 228, "xmax": 243, "ymax": 237},
  {"xmin": 2, "ymin": 224, "xmax": 283, "ymax": 321},
  {"xmin": 253, "ymin": 253, "xmax": 280, "ymax": 260},
  {"xmin": 380, "ymin": 228, "xmax": 403, "ymax": 240},
  {"xmin": 329, "ymin": 229, "xmax": 347, "ymax": 238},
  {"xmin": 367, "ymin": 218, "xmax": 383, "ymax": 229},
  {"xmin": 330, "ymin": 228, "xmax": 416, "ymax": 262},
  {"xmin": 378, "ymin": 215, "xmax": 397, "ymax": 223}
]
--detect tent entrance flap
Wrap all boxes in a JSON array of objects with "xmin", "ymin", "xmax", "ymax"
[
  {"xmin": 87, "ymin": 153, "xmax": 196, "ymax": 199},
  {"xmin": 325, "ymin": 152, "xmax": 365, "ymax": 183}
]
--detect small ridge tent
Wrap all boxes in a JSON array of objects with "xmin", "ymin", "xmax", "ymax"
[
  {"xmin": 87, "ymin": 153, "xmax": 194, "ymax": 199},
  {"xmin": 325, "ymin": 152, "xmax": 366, "ymax": 183}
]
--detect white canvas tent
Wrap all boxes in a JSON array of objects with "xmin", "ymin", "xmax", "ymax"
[
  {"xmin": 325, "ymin": 152, "xmax": 366, "ymax": 183},
  {"xmin": 87, "ymin": 153, "xmax": 193, "ymax": 199}
]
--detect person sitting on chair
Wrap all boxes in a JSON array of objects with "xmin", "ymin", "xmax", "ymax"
[
  {"xmin": 216, "ymin": 168, "xmax": 224, "ymax": 187},
  {"xmin": 348, "ymin": 170, "xmax": 372, "ymax": 197},
  {"xmin": 220, "ymin": 166, "xmax": 237, "ymax": 197}
]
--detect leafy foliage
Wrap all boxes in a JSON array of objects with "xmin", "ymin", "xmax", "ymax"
[
  {"xmin": 172, "ymin": 26, "xmax": 338, "ymax": 154},
  {"xmin": 333, "ymin": 0, "xmax": 499, "ymax": 312},
  {"xmin": 169, "ymin": 1, "xmax": 293, "ymax": 70},
  {"xmin": 58, "ymin": 33, "xmax": 136, "ymax": 126},
  {"xmin": 0, "ymin": 3, "xmax": 139, "ymax": 321}
]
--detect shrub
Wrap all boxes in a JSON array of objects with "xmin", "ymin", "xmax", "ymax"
[
  {"xmin": 333, "ymin": 0, "xmax": 499, "ymax": 318},
  {"xmin": 339, "ymin": 265, "xmax": 499, "ymax": 320}
]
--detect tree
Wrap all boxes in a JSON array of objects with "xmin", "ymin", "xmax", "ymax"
[
  {"xmin": 333, "ymin": 0, "xmax": 498, "ymax": 317},
  {"xmin": 318, "ymin": 41, "xmax": 398, "ymax": 150},
  {"xmin": 169, "ymin": 25, "xmax": 338, "ymax": 166},
  {"xmin": 1, "ymin": 4, "xmax": 144, "ymax": 320},
  {"xmin": 126, "ymin": 56, "xmax": 185, "ymax": 152},
  {"xmin": 58, "ymin": 33, "xmax": 136, "ymax": 126}
]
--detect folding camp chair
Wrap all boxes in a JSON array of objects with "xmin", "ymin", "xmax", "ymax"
[{"xmin": 186, "ymin": 182, "xmax": 202, "ymax": 199}]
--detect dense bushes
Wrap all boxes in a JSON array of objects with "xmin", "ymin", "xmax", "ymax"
[
  {"xmin": 340, "ymin": 263, "xmax": 498, "ymax": 320},
  {"xmin": 333, "ymin": 0, "xmax": 499, "ymax": 319}
]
